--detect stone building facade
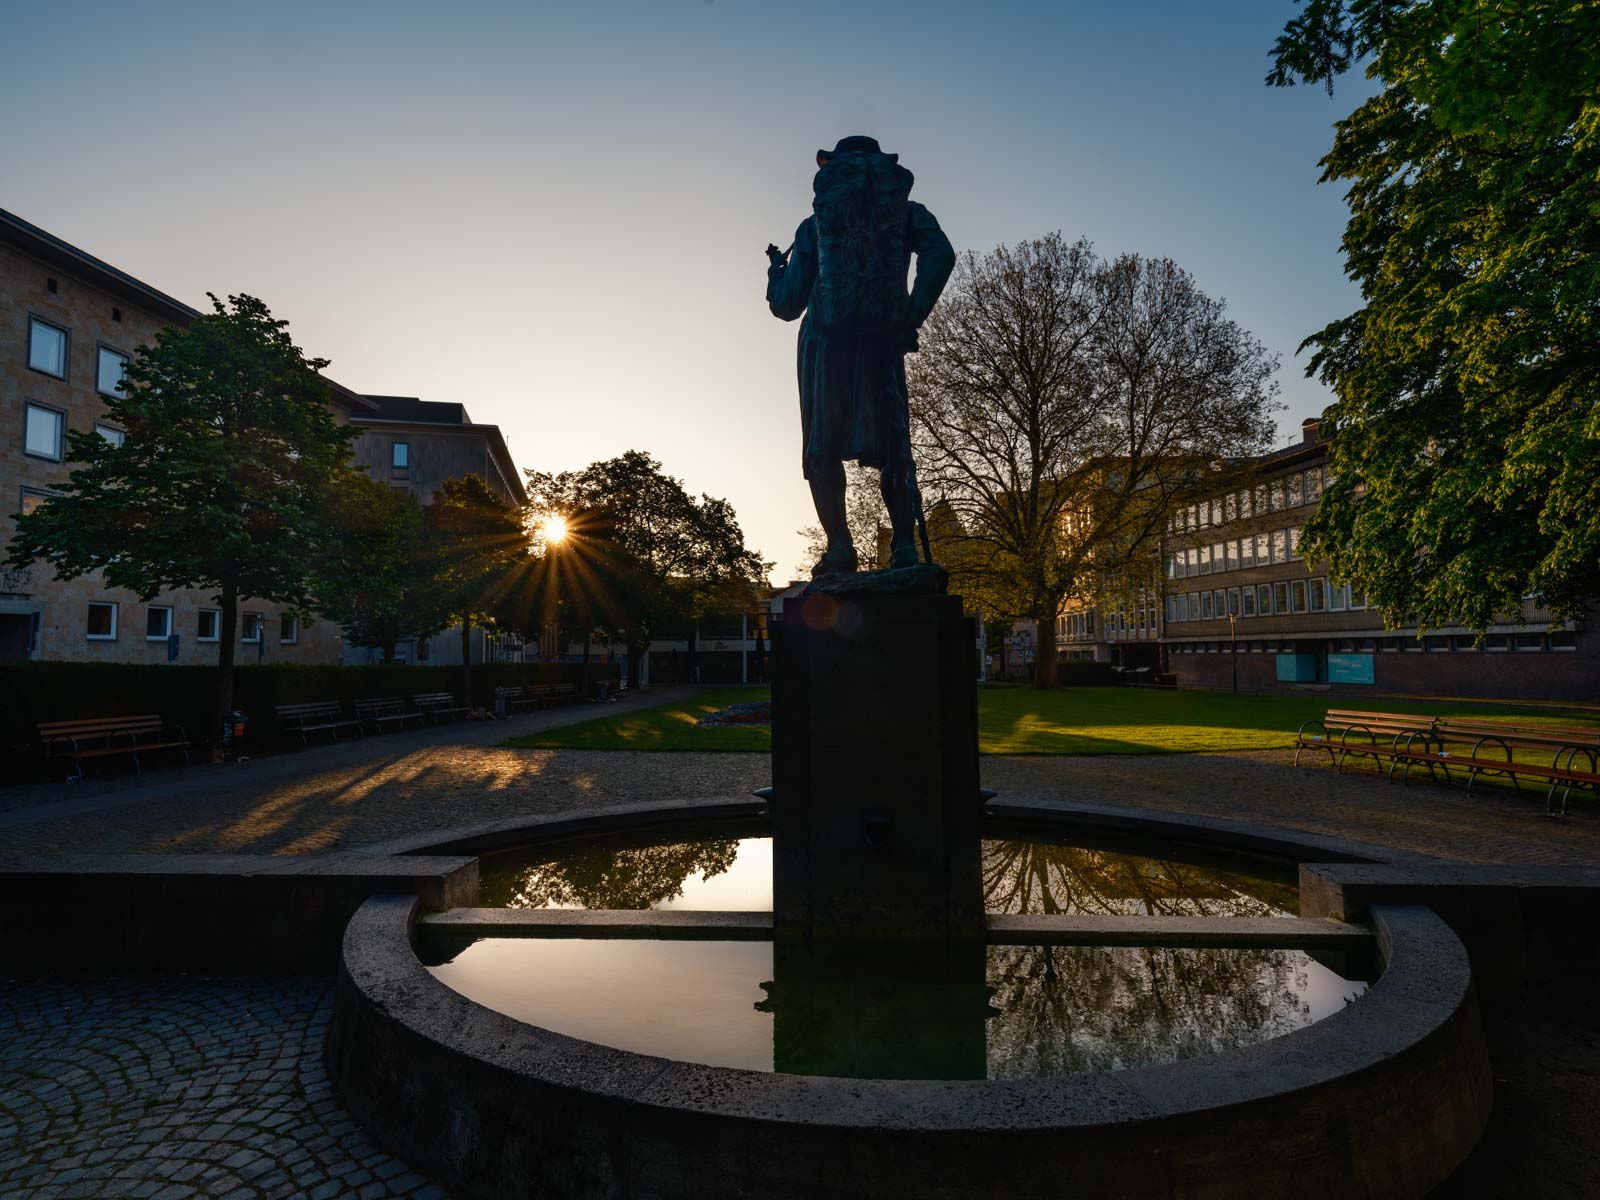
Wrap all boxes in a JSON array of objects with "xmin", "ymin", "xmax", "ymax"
[
  {"xmin": 1053, "ymin": 418, "xmax": 1596, "ymax": 701},
  {"xmin": 0, "ymin": 208, "xmax": 373, "ymax": 666}
]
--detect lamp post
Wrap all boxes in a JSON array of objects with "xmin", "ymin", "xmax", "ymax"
[{"xmin": 1227, "ymin": 611, "xmax": 1238, "ymax": 696}]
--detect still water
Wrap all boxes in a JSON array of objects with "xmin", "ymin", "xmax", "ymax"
[{"xmin": 425, "ymin": 834, "xmax": 1369, "ymax": 1079}]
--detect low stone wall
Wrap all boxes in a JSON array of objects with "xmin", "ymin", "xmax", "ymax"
[
  {"xmin": 0, "ymin": 852, "xmax": 477, "ymax": 974},
  {"xmin": 1302, "ymin": 861, "xmax": 1600, "ymax": 1005}
]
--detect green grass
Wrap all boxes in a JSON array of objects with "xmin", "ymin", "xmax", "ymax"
[{"xmin": 505, "ymin": 685, "xmax": 1600, "ymax": 757}]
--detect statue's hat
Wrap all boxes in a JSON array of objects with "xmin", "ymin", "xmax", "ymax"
[{"xmin": 817, "ymin": 136, "xmax": 895, "ymax": 166}]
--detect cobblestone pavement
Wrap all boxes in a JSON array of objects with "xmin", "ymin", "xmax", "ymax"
[{"xmin": 0, "ymin": 975, "xmax": 447, "ymax": 1199}]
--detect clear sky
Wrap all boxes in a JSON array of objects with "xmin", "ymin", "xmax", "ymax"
[{"xmin": 2, "ymin": 0, "xmax": 1371, "ymax": 581}]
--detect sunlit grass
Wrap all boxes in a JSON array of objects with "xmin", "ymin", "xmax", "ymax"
[{"xmin": 505, "ymin": 685, "xmax": 1600, "ymax": 757}]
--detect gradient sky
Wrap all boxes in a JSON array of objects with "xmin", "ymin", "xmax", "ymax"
[{"xmin": 2, "ymin": 1, "xmax": 1373, "ymax": 580}]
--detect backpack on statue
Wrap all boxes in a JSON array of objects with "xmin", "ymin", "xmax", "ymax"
[{"xmin": 811, "ymin": 152, "xmax": 915, "ymax": 338}]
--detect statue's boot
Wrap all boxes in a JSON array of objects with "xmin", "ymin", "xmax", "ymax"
[
  {"xmin": 882, "ymin": 470, "xmax": 921, "ymax": 569},
  {"xmin": 812, "ymin": 539, "xmax": 858, "ymax": 578}
]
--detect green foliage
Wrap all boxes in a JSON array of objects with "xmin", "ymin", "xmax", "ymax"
[
  {"xmin": 524, "ymin": 452, "xmax": 772, "ymax": 666},
  {"xmin": 7, "ymin": 294, "xmax": 358, "ymax": 618},
  {"xmin": 1269, "ymin": 1, "xmax": 1600, "ymax": 629},
  {"xmin": 424, "ymin": 474, "xmax": 530, "ymax": 630},
  {"xmin": 317, "ymin": 476, "xmax": 452, "ymax": 658}
]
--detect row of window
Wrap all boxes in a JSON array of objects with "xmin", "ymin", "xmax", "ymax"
[
  {"xmin": 1169, "ymin": 466, "xmax": 1329, "ymax": 535},
  {"xmin": 27, "ymin": 315, "xmax": 130, "ymax": 394},
  {"xmin": 1166, "ymin": 578, "xmax": 1370, "ymax": 623},
  {"xmin": 86, "ymin": 601, "xmax": 298, "ymax": 644},
  {"xmin": 23, "ymin": 401, "xmax": 124, "ymax": 462},
  {"xmin": 1168, "ymin": 528, "xmax": 1304, "ymax": 578},
  {"xmin": 1171, "ymin": 632, "xmax": 1577, "ymax": 653}
]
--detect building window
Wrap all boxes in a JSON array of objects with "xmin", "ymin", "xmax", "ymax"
[
  {"xmin": 25, "ymin": 402, "xmax": 65, "ymax": 460},
  {"xmin": 1308, "ymin": 579, "xmax": 1326, "ymax": 612},
  {"xmin": 1273, "ymin": 582, "xmax": 1291, "ymax": 614},
  {"xmin": 1288, "ymin": 527, "xmax": 1303, "ymax": 560},
  {"xmin": 28, "ymin": 317, "xmax": 68, "ymax": 378},
  {"xmin": 1270, "ymin": 479, "xmax": 1285, "ymax": 511},
  {"xmin": 1240, "ymin": 537, "xmax": 1254, "ymax": 569},
  {"xmin": 1349, "ymin": 590, "xmax": 1367, "ymax": 611},
  {"xmin": 1199, "ymin": 545, "xmax": 1212, "ymax": 575},
  {"xmin": 1513, "ymin": 632, "xmax": 1543, "ymax": 651},
  {"xmin": 1241, "ymin": 587, "xmax": 1256, "ymax": 617},
  {"xmin": 87, "ymin": 602, "xmax": 118, "ymax": 640},
  {"xmin": 1201, "ymin": 591, "xmax": 1214, "ymax": 619},
  {"xmin": 1305, "ymin": 469, "xmax": 1322, "ymax": 503},
  {"xmin": 1176, "ymin": 594, "xmax": 1189, "ymax": 622},
  {"xmin": 1212, "ymin": 542, "xmax": 1225, "ymax": 571},
  {"xmin": 241, "ymin": 612, "xmax": 263, "ymax": 642},
  {"xmin": 197, "ymin": 609, "xmax": 220, "ymax": 642},
  {"xmin": 391, "ymin": 441, "xmax": 410, "ymax": 477},
  {"xmin": 1257, "ymin": 584, "xmax": 1273, "ymax": 615},
  {"xmin": 1238, "ymin": 488, "xmax": 1252, "ymax": 519},
  {"xmin": 1210, "ymin": 498, "xmax": 1223, "ymax": 526},
  {"xmin": 1550, "ymin": 630, "xmax": 1577, "ymax": 651},
  {"xmin": 1290, "ymin": 580, "xmax": 1308, "ymax": 613},
  {"xmin": 96, "ymin": 423, "xmax": 125, "ymax": 447},
  {"xmin": 1226, "ymin": 540, "xmax": 1240, "ymax": 571},
  {"xmin": 20, "ymin": 487, "xmax": 51, "ymax": 517},
  {"xmin": 145, "ymin": 605, "xmax": 173, "ymax": 640},
  {"xmin": 1287, "ymin": 473, "xmax": 1303, "ymax": 507},
  {"xmin": 1224, "ymin": 493, "xmax": 1237, "ymax": 523},
  {"xmin": 1270, "ymin": 529, "xmax": 1287, "ymax": 564},
  {"xmin": 1186, "ymin": 547, "xmax": 1198, "ymax": 575},
  {"xmin": 1255, "ymin": 532, "xmax": 1269, "ymax": 564},
  {"xmin": 1197, "ymin": 502, "xmax": 1209, "ymax": 529},
  {"xmin": 97, "ymin": 347, "xmax": 130, "ymax": 397},
  {"xmin": 1329, "ymin": 583, "xmax": 1347, "ymax": 611},
  {"xmin": 1227, "ymin": 587, "xmax": 1241, "ymax": 616},
  {"xmin": 280, "ymin": 614, "xmax": 298, "ymax": 643},
  {"xmin": 1425, "ymin": 635, "xmax": 1452, "ymax": 652}
]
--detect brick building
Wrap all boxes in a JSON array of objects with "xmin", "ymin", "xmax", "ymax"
[
  {"xmin": 0, "ymin": 208, "xmax": 378, "ymax": 666},
  {"xmin": 342, "ymin": 396, "xmax": 528, "ymax": 666},
  {"xmin": 1103, "ymin": 418, "xmax": 1596, "ymax": 701}
]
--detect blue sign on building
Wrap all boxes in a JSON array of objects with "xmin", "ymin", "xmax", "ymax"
[
  {"xmin": 1327, "ymin": 653, "xmax": 1375, "ymax": 685},
  {"xmin": 1274, "ymin": 653, "xmax": 1320, "ymax": 683}
]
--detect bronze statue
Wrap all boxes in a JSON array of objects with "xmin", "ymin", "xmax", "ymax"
[{"xmin": 767, "ymin": 136, "xmax": 955, "ymax": 576}]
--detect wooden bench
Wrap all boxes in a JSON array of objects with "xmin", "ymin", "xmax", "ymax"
[
  {"xmin": 38, "ymin": 715, "xmax": 191, "ymax": 782},
  {"xmin": 412, "ymin": 692, "xmax": 470, "ymax": 723},
  {"xmin": 1296, "ymin": 708, "xmax": 1599, "ymax": 816},
  {"xmin": 275, "ymin": 701, "xmax": 364, "ymax": 746},
  {"xmin": 495, "ymin": 686, "xmax": 540, "ymax": 714},
  {"xmin": 353, "ymin": 696, "xmax": 426, "ymax": 734}
]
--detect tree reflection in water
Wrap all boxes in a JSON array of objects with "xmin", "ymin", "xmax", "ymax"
[
  {"xmin": 482, "ymin": 838, "xmax": 740, "ymax": 910},
  {"xmin": 982, "ymin": 838, "xmax": 1355, "ymax": 1077}
]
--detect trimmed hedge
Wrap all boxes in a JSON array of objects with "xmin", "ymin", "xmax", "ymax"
[
  {"xmin": 2, "ymin": 660, "xmax": 618, "ymax": 768},
  {"xmin": 1055, "ymin": 660, "xmax": 1120, "ymax": 686}
]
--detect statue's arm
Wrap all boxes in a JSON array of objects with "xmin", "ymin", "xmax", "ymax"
[
  {"xmin": 766, "ymin": 219, "xmax": 817, "ymax": 322},
  {"xmin": 907, "ymin": 203, "xmax": 956, "ymax": 329}
]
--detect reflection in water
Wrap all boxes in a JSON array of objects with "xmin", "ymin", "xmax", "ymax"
[
  {"xmin": 427, "ymin": 937, "xmax": 1364, "ymax": 1079},
  {"xmin": 479, "ymin": 834, "xmax": 1299, "ymax": 918},
  {"xmin": 436, "ymin": 831, "xmax": 1366, "ymax": 1080}
]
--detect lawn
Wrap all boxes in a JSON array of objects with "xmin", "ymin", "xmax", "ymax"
[{"xmin": 505, "ymin": 686, "xmax": 1600, "ymax": 757}]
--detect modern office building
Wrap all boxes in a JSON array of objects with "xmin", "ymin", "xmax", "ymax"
[
  {"xmin": 1154, "ymin": 419, "xmax": 1595, "ymax": 700},
  {"xmin": 0, "ymin": 208, "xmax": 372, "ymax": 665}
]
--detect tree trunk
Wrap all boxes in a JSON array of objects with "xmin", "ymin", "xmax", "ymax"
[
  {"xmin": 686, "ymin": 624, "xmax": 698, "ymax": 686},
  {"xmin": 1032, "ymin": 606, "xmax": 1060, "ymax": 689},
  {"xmin": 626, "ymin": 637, "xmax": 642, "ymax": 689},
  {"xmin": 460, "ymin": 617, "xmax": 473, "ymax": 710},
  {"xmin": 382, "ymin": 638, "xmax": 397, "ymax": 664},
  {"xmin": 209, "ymin": 581, "xmax": 239, "ymax": 762},
  {"xmin": 581, "ymin": 630, "xmax": 593, "ymax": 698}
]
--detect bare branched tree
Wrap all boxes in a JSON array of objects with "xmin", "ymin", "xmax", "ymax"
[{"xmin": 910, "ymin": 234, "xmax": 1279, "ymax": 687}]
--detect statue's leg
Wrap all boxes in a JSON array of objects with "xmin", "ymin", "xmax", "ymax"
[
  {"xmin": 808, "ymin": 458, "xmax": 857, "ymax": 575},
  {"xmin": 880, "ymin": 468, "xmax": 919, "ymax": 569}
]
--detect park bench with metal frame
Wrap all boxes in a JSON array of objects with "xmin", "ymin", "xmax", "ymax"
[
  {"xmin": 353, "ymin": 696, "xmax": 426, "ymax": 735},
  {"xmin": 275, "ymin": 701, "xmax": 364, "ymax": 746},
  {"xmin": 528, "ymin": 682, "xmax": 583, "ymax": 707},
  {"xmin": 1296, "ymin": 708, "xmax": 1599, "ymax": 816},
  {"xmin": 495, "ymin": 686, "xmax": 540, "ymax": 714},
  {"xmin": 412, "ymin": 692, "xmax": 470, "ymax": 724},
  {"xmin": 37, "ymin": 715, "xmax": 192, "ymax": 783}
]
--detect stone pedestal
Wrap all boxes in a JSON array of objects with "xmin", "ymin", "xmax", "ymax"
[{"xmin": 771, "ymin": 585, "xmax": 983, "ymax": 940}]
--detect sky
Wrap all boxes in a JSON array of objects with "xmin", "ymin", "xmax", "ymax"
[{"xmin": 1, "ymin": 0, "xmax": 1373, "ymax": 581}]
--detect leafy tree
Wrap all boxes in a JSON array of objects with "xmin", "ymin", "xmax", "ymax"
[
  {"xmin": 317, "ymin": 477, "xmax": 453, "ymax": 663},
  {"xmin": 525, "ymin": 451, "xmax": 771, "ymax": 687},
  {"xmin": 910, "ymin": 236, "xmax": 1278, "ymax": 687},
  {"xmin": 1268, "ymin": 1, "xmax": 1600, "ymax": 630},
  {"xmin": 6, "ymin": 294, "xmax": 362, "ymax": 753},
  {"xmin": 482, "ymin": 836, "xmax": 740, "ymax": 909},
  {"xmin": 423, "ymin": 474, "xmax": 530, "ymax": 704}
]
